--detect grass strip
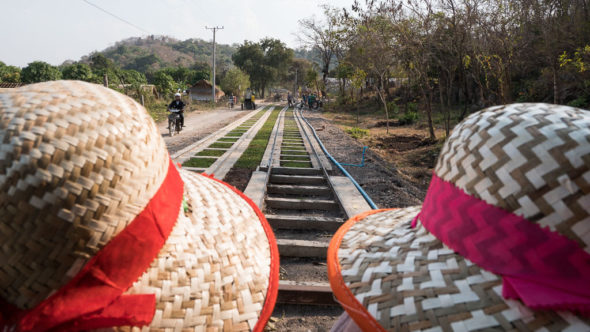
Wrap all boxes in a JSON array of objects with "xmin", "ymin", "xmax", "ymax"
[
  {"xmin": 280, "ymin": 150, "xmax": 308, "ymax": 155},
  {"xmin": 195, "ymin": 149, "xmax": 226, "ymax": 157},
  {"xmin": 182, "ymin": 157, "xmax": 217, "ymax": 168},
  {"xmin": 282, "ymin": 146, "xmax": 306, "ymax": 151},
  {"xmin": 281, "ymin": 155, "xmax": 310, "ymax": 161},
  {"xmin": 281, "ymin": 161, "xmax": 313, "ymax": 168},
  {"xmin": 209, "ymin": 142, "xmax": 234, "ymax": 149},
  {"xmin": 218, "ymin": 137, "xmax": 240, "ymax": 142},
  {"xmin": 233, "ymin": 109, "xmax": 281, "ymax": 169}
]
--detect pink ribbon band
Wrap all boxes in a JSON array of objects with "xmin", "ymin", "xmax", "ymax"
[{"xmin": 413, "ymin": 173, "xmax": 590, "ymax": 316}]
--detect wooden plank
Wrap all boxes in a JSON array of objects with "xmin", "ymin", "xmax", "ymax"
[
  {"xmin": 270, "ymin": 174, "xmax": 325, "ymax": 185},
  {"xmin": 330, "ymin": 176, "xmax": 373, "ymax": 218},
  {"xmin": 277, "ymin": 280, "xmax": 337, "ymax": 305},
  {"xmin": 266, "ymin": 214, "xmax": 344, "ymax": 231},
  {"xmin": 265, "ymin": 197, "xmax": 339, "ymax": 210},
  {"xmin": 276, "ymin": 239, "xmax": 329, "ymax": 258},
  {"xmin": 267, "ymin": 184, "xmax": 331, "ymax": 196},
  {"xmin": 271, "ymin": 167, "xmax": 322, "ymax": 176}
]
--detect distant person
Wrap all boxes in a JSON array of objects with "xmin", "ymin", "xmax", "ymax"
[
  {"xmin": 287, "ymin": 92, "xmax": 293, "ymax": 107},
  {"xmin": 168, "ymin": 92, "xmax": 185, "ymax": 127},
  {"xmin": 308, "ymin": 93, "xmax": 316, "ymax": 109},
  {"xmin": 228, "ymin": 94, "xmax": 234, "ymax": 108},
  {"xmin": 245, "ymin": 88, "xmax": 253, "ymax": 109}
]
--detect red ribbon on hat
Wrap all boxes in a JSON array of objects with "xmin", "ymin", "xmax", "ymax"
[
  {"xmin": 413, "ymin": 174, "xmax": 590, "ymax": 316},
  {"xmin": 0, "ymin": 158, "xmax": 184, "ymax": 331}
]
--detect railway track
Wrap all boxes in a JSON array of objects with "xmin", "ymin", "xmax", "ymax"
[
  {"xmin": 266, "ymin": 109, "xmax": 345, "ymax": 306},
  {"xmin": 245, "ymin": 107, "xmax": 374, "ymax": 329},
  {"xmin": 172, "ymin": 105, "xmax": 373, "ymax": 329}
]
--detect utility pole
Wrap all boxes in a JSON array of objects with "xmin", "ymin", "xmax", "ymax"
[
  {"xmin": 205, "ymin": 26, "xmax": 224, "ymax": 103},
  {"xmin": 294, "ymin": 68, "xmax": 298, "ymax": 96}
]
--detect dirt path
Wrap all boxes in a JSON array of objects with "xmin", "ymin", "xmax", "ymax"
[{"xmin": 159, "ymin": 108, "xmax": 250, "ymax": 155}]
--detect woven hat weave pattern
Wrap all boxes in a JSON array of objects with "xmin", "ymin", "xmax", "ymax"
[
  {"xmin": 125, "ymin": 171, "xmax": 272, "ymax": 330},
  {"xmin": 0, "ymin": 81, "xmax": 278, "ymax": 331},
  {"xmin": 434, "ymin": 103, "xmax": 589, "ymax": 248},
  {"xmin": 0, "ymin": 81, "xmax": 169, "ymax": 308},
  {"xmin": 328, "ymin": 103, "xmax": 590, "ymax": 331}
]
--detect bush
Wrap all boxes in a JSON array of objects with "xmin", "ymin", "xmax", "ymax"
[
  {"xmin": 387, "ymin": 101, "xmax": 400, "ymax": 113},
  {"xmin": 345, "ymin": 127, "xmax": 369, "ymax": 139},
  {"xmin": 406, "ymin": 102, "xmax": 418, "ymax": 113},
  {"xmin": 567, "ymin": 96, "xmax": 588, "ymax": 108},
  {"xmin": 399, "ymin": 111, "xmax": 419, "ymax": 125},
  {"xmin": 337, "ymin": 94, "xmax": 353, "ymax": 105}
]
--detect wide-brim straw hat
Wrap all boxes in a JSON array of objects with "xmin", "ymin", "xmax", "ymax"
[
  {"xmin": 0, "ymin": 81, "xmax": 279, "ymax": 331},
  {"xmin": 327, "ymin": 103, "xmax": 590, "ymax": 331}
]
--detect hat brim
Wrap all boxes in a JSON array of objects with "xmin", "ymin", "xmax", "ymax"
[
  {"xmin": 123, "ymin": 169, "xmax": 279, "ymax": 331},
  {"xmin": 327, "ymin": 208, "xmax": 590, "ymax": 331}
]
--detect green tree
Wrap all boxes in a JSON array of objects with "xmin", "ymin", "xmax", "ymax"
[
  {"xmin": 21, "ymin": 61, "xmax": 62, "ymax": 83},
  {"xmin": 0, "ymin": 61, "xmax": 21, "ymax": 83},
  {"xmin": 89, "ymin": 53, "xmax": 113, "ymax": 74},
  {"xmin": 152, "ymin": 71, "xmax": 176, "ymax": 97},
  {"xmin": 221, "ymin": 67, "xmax": 250, "ymax": 98},
  {"xmin": 261, "ymin": 38, "xmax": 294, "ymax": 85},
  {"xmin": 61, "ymin": 63, "xmax": 93, "ymax": 81},
  {"xmin": 333, "ymin": 62, "xmax": 354, "ymax": 95},
  {"xmin": 128, "ymin": 54, "xmax": 161, "ymax": 72},
  {"xmin": 232, "ymin": 41, "xmax": 266, "ymax": 95},
  {"xmin": 304, "ymin": 68, "xmax": 320, "ymax": 95},
  {"xmin": 287, "ymin": 58, "xmax": 313, "ymax": 93},
  {"xmin": 233, "ymin": 38, "xmax": 293, "ymax": 97},
  {"xmin": 118, "ymin": 69, "xmax": 147, "ymax": 85}
]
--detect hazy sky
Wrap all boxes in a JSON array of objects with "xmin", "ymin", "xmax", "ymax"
[{"xmin": 0, "ymin": 0, "xmax": 356, "ymax": 68}]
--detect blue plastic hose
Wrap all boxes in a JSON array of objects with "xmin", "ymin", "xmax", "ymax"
[
  {"xmin": 340, "ymin": 146, "xmax": 368, "ymax": 167},
  {"xmin": 298, "ymin": 110, "xmax": 378, "ymax": 210}
]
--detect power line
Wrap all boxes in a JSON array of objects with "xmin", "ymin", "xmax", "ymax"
[{"xmin": 81, "ymin": 0, "xmax": 151, "ymax": 34}]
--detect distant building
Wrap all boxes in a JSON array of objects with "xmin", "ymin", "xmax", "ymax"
[{"xmin": 188, "ymin": 79, "xmax": 225, "ymax": 102}]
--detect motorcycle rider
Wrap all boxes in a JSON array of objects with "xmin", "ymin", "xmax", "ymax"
[{"xmin": 168, "ymin": 92, "xmax": 185, "ymax": 127}]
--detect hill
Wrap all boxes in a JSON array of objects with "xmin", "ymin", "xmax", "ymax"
[{"xmin": 79, "ymin": 35, "xmax": 236, "ymax": 73}]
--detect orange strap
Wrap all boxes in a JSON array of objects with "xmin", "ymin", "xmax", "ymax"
[{"xmin": 327, "ymin": 208, "xmax": 397, "ymax": 332}]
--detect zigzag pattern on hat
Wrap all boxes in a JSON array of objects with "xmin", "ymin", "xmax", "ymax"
[
  {"xmin": 435, "ymin": 103, "xmax": 590, "ymax": 252},
  {"xmin": 0, "ymin": 81, "xmax": 169, "ymax": 308},
  {"xmin": 338, "ymin": 209, "xmax": 590, "ymax": 331}
]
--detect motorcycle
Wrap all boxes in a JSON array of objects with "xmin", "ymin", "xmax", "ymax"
[{"xmin": 168, "ymin": 109, "xmax": 182, "ymax": 136}]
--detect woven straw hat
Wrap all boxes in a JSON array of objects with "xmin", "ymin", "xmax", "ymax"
[
  {"xmin": 328, "ymin": 103, "xmax": 590, "ymax": 331},
  {"xmin": 0, "ymin": 81, "xmax": 279, "ymax": 331}
]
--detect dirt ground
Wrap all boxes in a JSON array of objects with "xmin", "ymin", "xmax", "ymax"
[
  {"xmin": 318, "ymin": 109, "xmax": 450, "ymax": 196},
  {"xmin": 223, "ymin": 168, "xmax": 252, "ymax": 191},
  {"xmin": 303, "ymin": 110, "xmax": 428, "ymax": 208},
  {"xmin": 160, "ymin": 108, "xmax": 250, "ymax": 155}
]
